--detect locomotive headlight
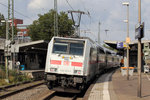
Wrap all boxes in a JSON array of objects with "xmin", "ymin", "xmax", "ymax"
[
  {"xmin": 50, "ymin": 68, "xmax": 57, "ymax": 72},
  {"xmin": 74, "ymin": 70, "xmax": 81, "ymax": 74}
]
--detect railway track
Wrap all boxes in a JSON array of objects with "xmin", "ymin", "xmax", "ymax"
[
  {"xmin": 40, "ymin": 91, "xmax": 80, "ymax": 100},
  {"xmin": 0, "ymin": 80, "xmax": 45, "ymax": 99},
  {"xmin": 0, "ymin": 68, "xmax": 117, "ymax": 100}
]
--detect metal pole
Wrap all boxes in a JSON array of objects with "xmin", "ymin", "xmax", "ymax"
[
  {"xmin": 8, "ymin": 0, "xmax": 10, "ymax": 39},
  {"xmin": 12, "ymin": 0, "xmax": 14, "ymax": 41},
  {"xmin": 137, "ymin": 0, "xmax": 142, "ymax": 97},
  {"xmin": 5, "ymin": 19, "xmax": 9, "ymax": 83},
  {"xmin": 68, "ymin": 10, "xmax": 85, "ymax": 37},
  {"xmin": 105, "ymin": 29, "xmax": 109, "ymax": 40},
  {"xmin": 98, "ymin": 22, "xmax": 101, "ymax": 45},
  {"xmin": 5, "ymin": 56, "xmax": 9, "ymax": 83},
  {"xmin": 6, "ymin": 19, "xmax": 9, "ymax": 40},
  {"xmin": 126, "ymin": 4, "xmax": 129, "ymax": 80},
  {"xmin": 12, "ymin": 0, "xmax": 15, "ymax": 69},
  {"xmin": 54, "ymin": 0, "xmax": 58, "ymax": 36}
]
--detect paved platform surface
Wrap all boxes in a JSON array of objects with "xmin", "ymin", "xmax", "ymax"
[
  {"xmin": 88, "ymin": 69, "xmax": 150, "ymax": 100},
  {"xmin": 113, "ymin": 69, "xmax": 150, "ymax": 100}
]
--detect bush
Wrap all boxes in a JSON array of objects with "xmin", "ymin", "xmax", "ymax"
[
  {"xmin": 0, "ymin": 65, "xmax": 5, "ymax": 81},
  {"xmin": 0, "ymin": 79, "xmax": 9, "ymax": 86},
  {"xmin": 9, "ymin": 70, "xmax": 32, "ymax": 84},
  {"xmin": 0, "ymin": 69, "xmax": 32, "ymax": 86},
  {"xmin": 0, "ymin": 69, "xmax": 5, "ymax": 79},
  {"xmin": 0, "ymin": 65, "xmax": 5, "ymax": 71}
]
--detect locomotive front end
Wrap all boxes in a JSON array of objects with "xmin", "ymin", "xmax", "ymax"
[{"xmin": 45, "ymin": 37, "xmax": 87, "ymax": 93}]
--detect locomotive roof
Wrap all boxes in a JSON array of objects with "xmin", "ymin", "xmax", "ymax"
[{"xmin": 53, "ymin": 36, "xmax": 95, "ymax": 43}]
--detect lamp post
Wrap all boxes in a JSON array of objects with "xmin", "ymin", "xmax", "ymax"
[
  {"xmin": 137, "ymin": 0, "xmax": 142, "ymax": 97},
  {"xmin": 98, "ymin": 22, "xmax": 101, "ymax": 45},
  {"xmin": 122, "ymin": 2, "xmax": 130, "ymax": 80}
]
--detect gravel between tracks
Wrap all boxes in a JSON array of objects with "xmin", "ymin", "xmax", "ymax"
[{"xmin": 2, "ymin": 85, "xmax": 49, "ymax": 100}]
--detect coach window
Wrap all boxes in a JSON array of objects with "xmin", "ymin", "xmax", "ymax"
[
  {"xmin": 90, "ymin": 48, "xmax": 97, "ymax": 61},
  {"xmin": 69, "ymin": 43, "xmax": 84, "ymax": 56}
]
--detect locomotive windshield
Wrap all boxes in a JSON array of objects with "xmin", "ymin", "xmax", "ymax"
[
  {"xmin": 69, "ymin": 43, "xmax": 84, "ymax": 55},
  {"xmin": 52, "ymin": 38, "xmax": 84, "ymax": 56},
  {"xmin": 53, "ymin": 43, "xmax": 68, "ymax": 54}
]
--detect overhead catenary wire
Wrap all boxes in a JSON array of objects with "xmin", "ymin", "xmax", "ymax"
[
  {"xmin": 65, "ymin": 0, "xmax": 74, "ymax": 10},
  {"xmin": 0, "ymin": 2, "xmax": 33, "ymax": 21},
  {"xmin": 65, "ymin": 0, "xmax": 92, "ymax": 33}
]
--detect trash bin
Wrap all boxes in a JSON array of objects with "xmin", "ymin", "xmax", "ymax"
[
  {"xmin": 20, "ymin": 65, "xmax": 25, "ymax": 71},
  {"xmin": 144, "ymin": 65, "xmax": 149, "ymax": 73},
  {"xmin": 121, "ymin": 67, "xmax": 127, "ymax": 76},
  {"xmin": 121, "ymin": 67, "xmax": 134, "ymax": 76},
  {"xmin": 129, "ymin": 67, "xmax": 134, "ymax": 76}
]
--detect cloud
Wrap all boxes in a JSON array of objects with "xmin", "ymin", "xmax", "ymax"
[
  {"xmin": 1, "ymin": 0, "xmax": 150, "ymax": 41},
  {"xmin": 28, "ymin": 0, "xmax": 53, "ymax": 10}
]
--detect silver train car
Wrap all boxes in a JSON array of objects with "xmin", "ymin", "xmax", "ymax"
[{"xmin": 44, "ymin": 36, "xmax": 120, "ymax": 93}]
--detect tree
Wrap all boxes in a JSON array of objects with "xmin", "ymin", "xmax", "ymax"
[
  {"xmin": 0, "ymin": 13, "xmax": 6, "ymax": 38},
  {"xmin": 0, "ymin": 13, "xmax": 18, "ymax": 39},
  {"xmin": 28, "ymin": 9, "xmax": 74, "ymax": 41}
]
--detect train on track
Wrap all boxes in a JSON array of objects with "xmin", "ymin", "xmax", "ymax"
[{"xmin": 44, "ymin": 36, "xmax": 120, "ymax": 93}]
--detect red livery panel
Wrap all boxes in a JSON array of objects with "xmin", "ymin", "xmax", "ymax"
[
  {"xmin": 50, "ymin": 60, "xmax": 61, "ymax": 65},
  {"xmin": 71, "ymin": 62, "xmax": 83, "ymax": 67}
]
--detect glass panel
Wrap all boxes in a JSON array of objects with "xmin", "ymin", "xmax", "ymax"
[
  {"xmin": 69, "ymin": 43, "xmax": 84, "ymax": 56},
  {"xmin": 52, "ymin": 43, "xmax": 68, "ymax": 54}
]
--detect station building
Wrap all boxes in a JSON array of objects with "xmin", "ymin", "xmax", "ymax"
[
  {"xmin": 0, "ymin": 39, "xmax": 48, "ymax": 70},
  {"xmin": 104, "ymin": 40, "xmax": 150, "ymax": 70}
]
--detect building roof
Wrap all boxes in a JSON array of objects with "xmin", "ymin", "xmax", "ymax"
[
  {"xmin": 0, "ymin": 40, "xmax": 49, "ymax": 52},
  {"xmin": 104, "ymin": 40, "xmax": 150, "ymax": 50}
]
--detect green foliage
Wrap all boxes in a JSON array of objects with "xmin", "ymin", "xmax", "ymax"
[
  {"xmin": 0, "ymin": 65, "xmax": 5, "ymax": 80},
  {"xmin": 0, "ymin": 13, "xmax": 18, "ymax": 39},
  {"xmin": 0, "ymin": 65, "xmax": 5, "ymax": 71},
  {"xmin": 0, "ymin": 68, "xmax": 32, "ymax": 86},
  {"xmin": 28, "ymin": 9, "xmax": 74, "ymax": 41},
  {"xmin": 0, "ymin": 79, "xmax": 9, "ymax": 86},
  {"xmin": 9, "ymin": 70, "xmax": 32, "ymax": 84},
  {"xmin": 0, "ymin": 13, "xmax": 6, "ymax": 38}
]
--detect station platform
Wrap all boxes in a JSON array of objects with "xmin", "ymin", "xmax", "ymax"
[
  {"xmin": 20, "ymin": 70, "xmax": 44, "ymax": 79},
  {"xmin": 87, "ymin": 69, "xmax": 150, "ymax": 100}
]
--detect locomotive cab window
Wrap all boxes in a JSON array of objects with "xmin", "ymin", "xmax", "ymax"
[
  {"xmin": 52, "ymin": 43, "xmax": 68, "ymax": 54},
  {"xmin": 52, "ymin": 38, "xmax": 85, "ymax": 56},
  {"xmin": 69, "ymin": 43, "xmax": 84, "ymax": 56}
]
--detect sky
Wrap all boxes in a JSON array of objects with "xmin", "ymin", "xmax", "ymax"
[{"xmin": 0, "ymin": 0, "xmax": 150, "ymax": 43}]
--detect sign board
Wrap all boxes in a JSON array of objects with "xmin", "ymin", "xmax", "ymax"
[
  {"xmin": 117, "ymin": 42, "xmax": 123, "ymax": 49},
  {"xmin": 123, "ymin": 43, "xmax": 130, "ymax": 49},
  {"xmin": 126, "ymin": 37, "xmax": 130, "ymax": 43},
  {"xmin": 135, "ymin": 22, "xmax": 144, "ymax": 39},
  {"xmin": 123, "ymin": 43, "xmax": 127, "ymax": 48},
  {"xmin": 11, "ymin": 45, "xmax": 19, "ymax": 53},
  {"xmin": 16, "ymin": 61, "xmax": 20, "ymax": 66}
]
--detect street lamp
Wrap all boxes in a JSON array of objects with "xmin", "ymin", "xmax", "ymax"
[
  {"xmin": 105, "ymin": 29, "xmax": 109, "ymax": 35},
  {"xmin": 122, "ymin": 2, "xmax": 130, "ymax": 80}
]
